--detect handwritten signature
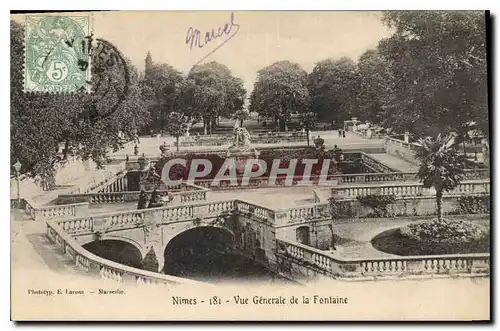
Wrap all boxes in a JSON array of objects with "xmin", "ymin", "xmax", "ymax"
[{"xmin": 185, "ymin": 12, "xmax": 240, "ymax": 66}]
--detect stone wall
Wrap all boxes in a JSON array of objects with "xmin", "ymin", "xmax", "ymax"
[
  {"xmin": 383, "ymin": 137, "xmax": 419, "ymax": 165},
  {"xmin": 233, "ymin": 214, "xmax": 279, "ymax": 271},
  {"xmin": 342, "ymin": 195, "xmax": 489, "ymax": 218}
]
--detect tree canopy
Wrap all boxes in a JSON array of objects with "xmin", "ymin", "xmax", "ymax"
[
  {"xmin": 377, "ymin": 11, "xmax": 487, "ymax": 138},
  {"xmin": 186, "ymin": 61, "xmax": 246, "ymax": 134},
  {"xmin": 308, "ymin": 57, "xmax": 359, "ymax": 128},
  {"xmin": 249, "ymin": 61, "xmax": 309, "ymax": 131}
]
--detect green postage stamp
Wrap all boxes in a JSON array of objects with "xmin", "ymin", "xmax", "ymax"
[{"xmin": 24, "ymin": 14, "xmax": 92, "ymax": 93}]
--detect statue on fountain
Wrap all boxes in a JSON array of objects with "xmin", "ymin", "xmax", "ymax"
[
  {"xmin": 231, "ymin": 121, "xmax": 252, "ymax": 150},
  {"xmin": 227, "ymin": 121, "xmax": 259, "ymax": 175}
]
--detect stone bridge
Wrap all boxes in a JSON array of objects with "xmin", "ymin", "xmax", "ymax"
[{"xmin": 50, "ymin": 199, "xmax": 285, "ymax": 275}]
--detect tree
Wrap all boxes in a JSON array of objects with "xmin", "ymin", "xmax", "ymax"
[
  {"xmin": 354, "ymin": 50, "xmax": 390, "ymax": 124},
  {"xmin": 250, "ymin": 61, "xmax": 309, "ymax": 132},
  {"xmin": 145, "ymin": 51, "xmax": 154, "ymax": 76},
  {"xmin": 234, "ymin": 109, "xmax": 250, "ymax": 127},
  {"xmin": 415, "ymin": 133, "xmax": 467, "ymax": 222},
  {"xmin": 142, "ymin": 55, "xmax": 184, "ymax": 135},
  {"xmin": 167, "ymin": 112, "xmax": 188, "ymax": 151},
  {"xmin": 11, "ymin": 21, "xmax": 63, "ymax": 179},
  {"xmin": 299, "ymin": 112, "xmax": 317, "ymax": 146},
  {"xmin": 377, "ymin": 11, "xmax": 487, "ymax": 139},
  {"xmin": 188, "ymin": 61, "xmax": 246, "ymax": 134},
  {"xmin": 308, "ymin": 57, "xmax": 359, "ymax": 129}
]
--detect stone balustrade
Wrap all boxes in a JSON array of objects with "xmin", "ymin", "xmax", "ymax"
[
  {"xmin": 58, "ymin": 184, "xmax": 209, "ymax": 205},
  {"xmin": 384, "ymin": 137, "xmax": 420, "ymax": 165},
  {"xmin": 235, "ymin": 200, "xmax": 275, "ymax": 222},
  {"xmin": 385, "ymin": 136, "xmax": 420, "ymax": 151},
  {"xmin": 271, "ymin": 203, "xmax": 329, "ymax": 224},
  {"xmin": 177, "ymin": 190, "xmax": 208, "ymax": 203},
  {"xmin": 57, "ymin": 199, "xmax": 239, "ymax": 235},
  {"xmin": 178, "ymin": 132, "xmax": 308, "ymax": 147},
  {"xmin": 332, "ymin": 180, "xmax": 490, "ymax": 199},
  {"xmin": 78, "ymin": 168, "xmax": 127, "ymax": 194},
  {"xmin": 276, "ymin": 239, "xmax": 490, "ymax": 278},
  {"xmin": 86, "ymin": 171, "xmax": 128, "ymax": 194},
  {"xmin": 46, "ymin": 221, "xmax": 202, "ymax": 287},
  {"xmin": 337, "ymin": 172, "xmax": 418, "ymax": 184},
  {"xmin": 24, "ymin": 198, "xmax": 89, "ymax": 221},
  {"xmin": 192, "ymin": 175, "xmax": 339, "ymax": 191},
  {"xmin": 360, "ymin": 153, "xmax": 398, "ymax": 173},
  {"xmin": 191, "ymin": 200, "xmax": 236, "ymax": 219},
  {"xmin": 336, "ymin": 169, "xmax": 490, "ymax": 185}
]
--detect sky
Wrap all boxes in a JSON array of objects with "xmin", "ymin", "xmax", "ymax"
[{"xmin": 12, "ymin": 11, "xmax": 394, "ymax": 94}]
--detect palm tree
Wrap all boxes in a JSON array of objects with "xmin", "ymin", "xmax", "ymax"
[{"xmin": 415, "ymin": 133, "xmax": 467, "ymax": 222}]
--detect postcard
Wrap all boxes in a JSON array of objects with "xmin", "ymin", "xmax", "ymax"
[{"xmin": 10, "ymin": 10, "xmax": 490, "ymax": 321}]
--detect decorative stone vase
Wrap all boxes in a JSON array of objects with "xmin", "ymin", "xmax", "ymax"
[
  {"xmin": 138, "ymin": 153, "xmax": 148, "ymax": 170},
  {"xmin": 159, "ymin": 142, "xmax": 169, "ymax": 154}
]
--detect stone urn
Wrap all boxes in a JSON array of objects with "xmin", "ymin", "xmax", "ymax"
[
  {"xmin": 159, "ymin": 142, "xmax": 170, "ymax": 155},
  {"xmin": 138, "ymin": 153, "xmax": 148, "ymax": 170},
  {"xmin": 313, "ymin": 136, "xmax": 325, "ymax": 149}
]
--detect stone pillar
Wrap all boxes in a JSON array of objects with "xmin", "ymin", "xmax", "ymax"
[
  {"xmin": 142, "ymin": 245, "xmax": 165, "ymax": 273},
  {"xmin": 143, "ymin": 210, "xmax": 164, "ymax": 272},
  {"xmin": 404, "ymin": 132, "xmax": 410, "ymax": 144}
]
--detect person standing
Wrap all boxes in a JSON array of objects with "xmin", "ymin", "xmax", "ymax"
[
  {"xmin": 333, "ymin": 145, "xmax": 343, "ymax": 162},
  {"xmin": 338, "ymin": 129, "xmax": 342, "ymax": 138},
  {"xmin": 137, "ymin": 190, "xmax": 148, "ymax": 210},
  {"xmin": 148, "ymin": 188, "xmax": 161, "ymax": 208}
]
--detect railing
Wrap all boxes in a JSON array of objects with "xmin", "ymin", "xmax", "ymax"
[
  {"xmin": 192, "ymin": 175, "xmax": 340, "ymax": 191},
  {"xmin": 276, "ymin": 239, "xmax": 490, "ymax": 278},
  {"xmin": 85, "ymin": 170, "xmax": 128, "ymax": 193},
  {"xmin": 279, "ymin": 203, "xmax": 330, "ymax": 223},
  {"xmin": 24, "ymin": 198, "xmax": 89, "ymax": 221},
  {"xmin": 385, "ymin": 136, "xmax": 420, "ymax": 151},
  {"xmin": 337, "ymin": 172, "xmax": 418, "ymax": 184},
  {"xmin": 178, "ymin": 189, "xmax": 208, "ymax": 203},
  {"xmin": 331, "ymin": 180, "xmax": 490, "ymax": 199},
  {"xmin": 336, "ymin": 169, "xmax": 490, "ymax": 184},
  {"xmin": 58, "ymin": 181, "xmax": 209, "ymax": 204},
  {"xmin": 57, "ymin": 199, "xmax": 239, "ymax": 235},
  {"xmin": 58, "ymin": 188, "xmax": 208, "ymax": 205},
  {"xmin": 178, "ymin": 132, "xmax": 308, "ymax": 147},
  {"xmin": 46, "ymin": 221, "xmax": 203, "ymax": 287},
  {"xmin": 360, "ymin": 153, "xmax": 398, "ymax": 173},
  {"xmin": 352, "ymin": 129, "xmax": 386, "ymax": 140},
  {"xmin": 235, "ymin": 200, "xmax": 275, "ymax": 223}
]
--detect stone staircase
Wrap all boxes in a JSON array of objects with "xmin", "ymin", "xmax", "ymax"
[{"xmin": 11, "ymin": 217, "xmax": 94, "ymax": 278}]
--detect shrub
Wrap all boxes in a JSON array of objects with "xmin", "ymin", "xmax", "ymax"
[
  {"xmin": 456, "ymin": 196, "xmax": 490, "ymax": 214},
  {"xmin": 400, "ymin": 219, "xmax": 488, "ymax": 243},
  {"xmin": 356, "ymin": 194, "xmax": 396, "ymax": 217},
  {"xmin": 328, "ymin": 197, "xmax": 353, "ymax": 218}
]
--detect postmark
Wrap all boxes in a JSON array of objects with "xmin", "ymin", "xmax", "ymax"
[
  {"xmin": 24, "ymin": 14, "xmax": 92, "ymax": 93},
  {"xmin": 90, "ymin": 38, "xmax": 131, "ymax": 119}
]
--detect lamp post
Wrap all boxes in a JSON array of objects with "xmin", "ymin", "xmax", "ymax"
[{"xmin": 13, "ymin": 159, "xmax": 22, "ymax": 205}]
